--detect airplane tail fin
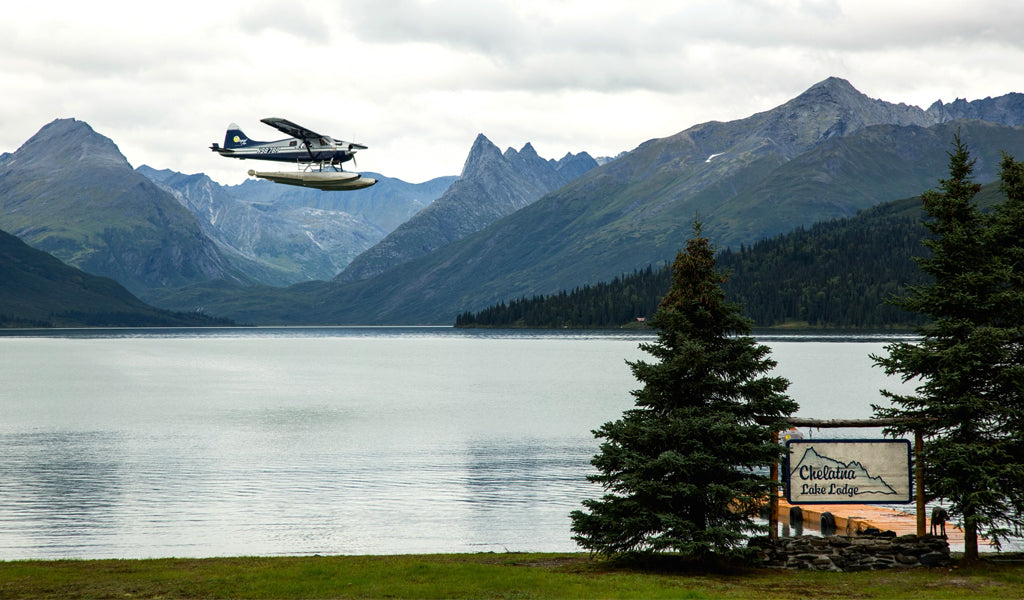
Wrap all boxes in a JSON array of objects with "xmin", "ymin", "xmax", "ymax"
[{"xmin": 223, "ymin": 124, "xmax": 253, "ymax": 149}]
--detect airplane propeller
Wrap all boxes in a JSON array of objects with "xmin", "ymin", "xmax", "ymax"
[{"xmin": 346, "ymin": 141, "xmax": 359, "ymax": 169}]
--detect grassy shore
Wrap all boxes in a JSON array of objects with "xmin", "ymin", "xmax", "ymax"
[{"xmin": 2, "ymin": 553, "xmax": 1023, "ymax": 599}]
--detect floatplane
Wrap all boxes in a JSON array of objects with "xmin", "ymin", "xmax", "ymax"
[{"xmin": 210, "ymin": 117, "xmax": 376, "ymax": 191}]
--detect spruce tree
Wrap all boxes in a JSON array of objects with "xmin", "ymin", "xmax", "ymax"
[
  {"xmin": 570, "ymin": 222, "xmax": 797, "ymax": 558},
  {"xmin": 989, "ymin": 152, "xmax": 1024, "ymax": 531},
  {"xmin": 873, "ymin": 137, "xmax": 1024, "ymax": 559}
]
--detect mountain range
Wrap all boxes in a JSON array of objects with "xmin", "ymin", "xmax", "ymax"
[
  {"xmin": 0, "ymin": 119, "xmax": 455, "ymax": 298},
  {"xmin": 145, "ymin": 77, "xmax": 1024, "ymax": 324},
  {"xmin": 336, "ymin": 134, "xmax": 597, "ymax": 282},
  {"xmin": 140, "ymin": 166, "xmax": 454, "ymax": 285},
  {"xmin": 4, "ymin": 77, "xmax": 1024, "ymax": 326}
]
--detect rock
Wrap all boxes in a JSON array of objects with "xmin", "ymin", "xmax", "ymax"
[
  {"xmin": 872, "ymin": 558, "xmax": 897, "ymax": 569},
  {"xmin": 752, "ymin": 532, "xmax": 952, "ymax": 572},
  {"xmin": 812, "ymin": 556, "xmax": 836, "ymax": 570},
  {"xmin": 919, "ymin": 552, "xmax": 952, "ymax": 566}
]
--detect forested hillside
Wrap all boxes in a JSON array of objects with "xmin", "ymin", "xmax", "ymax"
[
  {"xmin": 718, "ymin": 204, "xmax": 927, "ymax": 328},
  {"xmin": 455, "ymin": 265, "xmax": 668, "ymax": 329},
  {"xmin": 455, "ymin": 183, "xmax": 1004, "ymax": 329}
]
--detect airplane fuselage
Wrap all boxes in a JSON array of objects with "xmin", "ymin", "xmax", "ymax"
[
  {"xmin": 210, "ymin": 121, "xmax": 365, "ymax": 165},
  {"xmin": 212, "ymin": 137, "xmax": 357, "ymax": 164}
]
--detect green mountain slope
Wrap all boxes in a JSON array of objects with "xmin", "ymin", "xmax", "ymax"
[
  {"xmin": 455, "ymin": 182, "xmax": 1009, "ymax": 329},
  {"xmin": 0, "ymin": 119, "xmax": 245, "ymax": 296},
  {"xmin": 0, "ymin": 228, "xmax": 231, "ymax": 327},
  {"xmin": 712, "ymin": 120, "xmax": 1024, "ymax": 244}
]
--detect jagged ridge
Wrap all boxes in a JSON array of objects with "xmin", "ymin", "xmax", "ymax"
[{"xmin": 335, "ymin": 133, "xmax": 597, "ymax": 282}]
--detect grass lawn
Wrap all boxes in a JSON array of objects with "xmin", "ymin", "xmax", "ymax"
[{"xmin": 1, "ymin": 553, "xmax": 1023, "ymax": 599}]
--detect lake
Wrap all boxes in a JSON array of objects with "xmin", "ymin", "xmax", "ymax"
[{"xmin": 0, "ymin": 328, "xmax": 926, "ymax": 559}]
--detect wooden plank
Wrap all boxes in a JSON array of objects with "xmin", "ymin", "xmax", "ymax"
[
  {"xmin": 776, "ymin": 498, "xmax": 992, "ymax": 548},
  {"xmin": 784, "ymin": 417, "xmax": 914, "ymax": 427}
]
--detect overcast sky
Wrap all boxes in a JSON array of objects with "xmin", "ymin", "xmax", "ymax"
[{"xmin": 3, "ymin": 0, "xmax": 1023, "ymax": 185}]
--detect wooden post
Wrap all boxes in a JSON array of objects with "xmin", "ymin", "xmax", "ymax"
[
  {"xmin": 761, "ymin": 416, "xmax": 929, "ymax": 538},
  {"xmin": 915, "ymin": 428, "xmax": 925, "ymax": 536},
  {"xmin": 770, "ymin": 430, "xmax": 779, "ymax": 540}
]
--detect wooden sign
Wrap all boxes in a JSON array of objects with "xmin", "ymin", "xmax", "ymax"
[{"xmin": 785, "ymin": 439, "xmax": 912, "ymax": 504}]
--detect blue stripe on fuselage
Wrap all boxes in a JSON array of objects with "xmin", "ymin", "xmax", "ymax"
[
  {"xmin": 222, "ymin": 130, "xmax": 354, "ymax": 164},
  {"xmin": 222, "ymin": 144, "xmax": 354, "ymax": 163},
  {"xmin": 218, "ymin": 122, "xmax": 354, "ymax": 162}
]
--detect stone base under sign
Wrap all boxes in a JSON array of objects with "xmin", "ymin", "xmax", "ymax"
[{"xmin": 748, "ymin": 533, "xmax": 952, "ymax": 571}]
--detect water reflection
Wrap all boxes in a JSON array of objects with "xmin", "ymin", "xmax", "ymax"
[
  {"xmin": 457, "ymin": 439, "xmax": 593, "ymax": 551},
  {"xmin": 0, "ymin": 431, "xmax": 126, "ymax": 553}
]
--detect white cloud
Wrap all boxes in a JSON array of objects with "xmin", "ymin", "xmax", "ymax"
[
  {"xmin": 2, "ymin": 0, "xmax": 1024, "ymax": 184},
  {"xmin": 237, "ymin": 3, "xmax": 332, "ymax": 40}
]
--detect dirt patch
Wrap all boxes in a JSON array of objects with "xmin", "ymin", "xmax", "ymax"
[{"xmin": 511, "ymin": 555, "xmax": 593, "ymax": 569}]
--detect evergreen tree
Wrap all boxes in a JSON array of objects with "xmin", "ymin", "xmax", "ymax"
[
  {"xmin": 873, "ymin": 137, "xmax": 1024, "ymax": 559},
  {"xmin": 989, "ymin": 152, "xmax": 1024, "ymax": 528},
  {"xmin": 569, "ymin": 222, "xmax": 797, "ymax": 558}
]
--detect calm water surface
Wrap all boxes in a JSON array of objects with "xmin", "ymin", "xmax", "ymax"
[{"xmin": 0, "ymin": 328, "xmax": 920, "ymax": 559}]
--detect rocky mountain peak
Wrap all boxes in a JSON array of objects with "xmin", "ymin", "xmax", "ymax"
[
  {"xmin": 505, "ymin": 142, "xmax": 561, "ymax": 187},
  {"xmin": 516, "ymin": 142, "xmax": 539, "ymax": 159},
  {"xmin": 927, "ymin": 92, "xmax": 1024, "ymax": 126},
  {"xmin": 503, "ymin": 142, "xmax": 541, "ymax": 160},
  {"xmin": 461, "ymin": 133, "xmax": 504, "ymax": 179},
  {"xmin": 746, "ymin": 77, "xmax": 934, "ymax": 158},
  {"xmin": 555, "ymin": 151, "xmax": 599, "ymax": 180},
  {"xmin": 2, "ymin": 118, "xmax": 130, "ymax": 175},
  {"xmin": 805, "ymin": 76, "xmax": 859, "ymax": 97}
]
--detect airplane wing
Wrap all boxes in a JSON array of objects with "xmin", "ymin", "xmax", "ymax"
[{"xmin": 260, "ymin": 117, "xmax": 326, "ymax": 141}]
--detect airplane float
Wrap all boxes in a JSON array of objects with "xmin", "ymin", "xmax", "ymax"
[{"xmin": 210, "ymin": 118, "xmax": 377, "ymax": 191}]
